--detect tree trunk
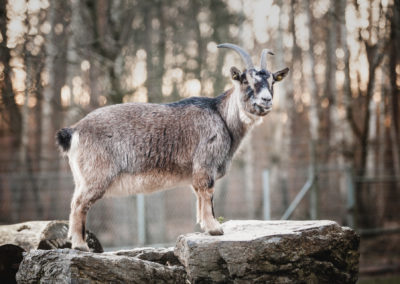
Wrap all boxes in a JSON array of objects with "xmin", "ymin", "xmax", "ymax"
[
  {"xmin": 356, "ymin": 42, "xmax": 384, "ymax": 228},
  {"xmin": 64, "ymin": 0, "xmax": 82, "ymax": 124},
  {"xmin": 267, "ymin": 0, "xmax": 291, "ymax": 219},
  {"xmin": 144, "ymin": 0, "xmax": 166, "ymax": 244},
  {"xmin": 144, "ymin": 0, "xmax": 164, "ymax": 104},
  {"xmin": 351, "ymin": 2, "xmax": 386, "ymax": 228},
  {"xmin": 0, "ymin": 0, "xmax": 23, "ymax": 223},
  {"xmin": 0, "ymin": 0, "xmax": 22, "ymax": 147},
  {"xmin": 339, "ymin": 0, "xmax": 358, "ymax": 227},
  {"xmin": 40, "ymin": 0, "xmax": 70, "ymax": 218},
  {"xmin": 385, "ymin": 0, "xmax": 400, "ymax": 222},
  {"xmin": 21, "ymin": 14, "xmax": 43, "ymax": 219},
  {"xmin": 305, "ymin": 0, "xmax": 319, "ymax": 219},
  {"xmin": 191, "ymin": 0, "xmax": 203, "ymax": 95}
]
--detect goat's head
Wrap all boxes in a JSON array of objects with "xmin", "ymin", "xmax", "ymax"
[{"xmin": 218, "ymin": 43, "xmax": 289, "ymax": 116}]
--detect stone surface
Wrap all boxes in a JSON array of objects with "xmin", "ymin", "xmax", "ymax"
[
  {"xmin": 174, "ymin": 220, "xmax": 359, "ymax": 283},
  {"xmin": 16, "ymin": 248, "xmax": 187, "ymax": 283},
  {"xmin": 15, "ymin": 220, "xmax": 360, "ymax": 283},
  {"xmin": 0, "ymin": 220, "xmax": 103, "ymax": 283},
  {"xmin": 109, "ymin": 247, "xmax": 181, "ymax": 266},
  {"xmin": 0, "ymin": 220, "xmax": 103, "ymax": 252}
]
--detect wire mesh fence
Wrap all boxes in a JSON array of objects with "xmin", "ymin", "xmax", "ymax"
[{"xmin": 0, "ymin": 146, "xmax": 399, "ymax": 276}]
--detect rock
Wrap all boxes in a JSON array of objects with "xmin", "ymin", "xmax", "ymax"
[
  {"xmin": 15, "ymin": 220, "xmax": 359, "ymax": 283},
  {"xmin": 16, "ymin": 248, "xmax": 187, "ymax": 283},
  {"xmin": 0, "ymin": 244, "xmax": 24, "ymax": 284},
  {"xmin": 0, "ymin": 220, "xmax": 103, "ymax": 283},
  {"xmin": 0, "ymin": 220, "xmax": 103, "ymax": 253},
  {"xmin": 175, "ymin": 220, "xmax": 359, "ymax": 283},
  {"xmin": 109, "ymin": 247, "xmax": 181, "ymax": 266}
]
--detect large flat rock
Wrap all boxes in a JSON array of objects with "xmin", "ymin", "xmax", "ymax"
[
  {"xmin": 0, "ymin": 220, "xmax": 102, "ymax": 252},
  {"xmin": 15, "ymin": 220, "xmax": 359, "ymax": 283},
  {"xmin": 174, "ymin": 220, "xmax": 359, "ymax": 283},
  {"xmin": 16, "ymin": 247, "xmax": 186, "ymax": 283}
]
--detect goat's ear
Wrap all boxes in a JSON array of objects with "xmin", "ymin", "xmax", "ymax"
[
  {"xmin": 230, "ymin": 67, "xmax": 241, "ymax": 81},
  {"xmin": 273, "ymin": 67, "xmax": 289, "ymax": 82}
]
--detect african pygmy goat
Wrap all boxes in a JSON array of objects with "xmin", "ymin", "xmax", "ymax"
[{"xmin": 56, "ymin": 43, "xmax": 289, "ymax": 251}]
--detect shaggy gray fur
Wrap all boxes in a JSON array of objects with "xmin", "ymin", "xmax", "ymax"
[{"xmin": 57, "ymin": 43, "xmax": 289, "ymax": 251}]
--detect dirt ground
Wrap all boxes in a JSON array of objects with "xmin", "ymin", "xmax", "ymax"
[{"xmin": 358, "ymin": 233, "xmax": 400, "ymax": 281}]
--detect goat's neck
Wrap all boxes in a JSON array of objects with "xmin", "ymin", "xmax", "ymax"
[{"xmin": 218, "ymin": 86, "xmax": 260, "ymax": 154}]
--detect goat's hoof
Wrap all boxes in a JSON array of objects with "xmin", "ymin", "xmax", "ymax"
[
  {"xmin": 208, "ymin": 227, "xmax": 224, "ymax": 236},
  {"xmin": 72, "ymin": 243, "xmax": 89, "ymax": 252}
]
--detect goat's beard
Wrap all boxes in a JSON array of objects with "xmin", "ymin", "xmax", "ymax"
[{"xmin": 252, "ymin": 104, "xmax": 271, "ymax": 116}]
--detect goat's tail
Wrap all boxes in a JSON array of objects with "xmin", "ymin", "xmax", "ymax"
[{"xmin": 56, "ymin": 127, "xmax": 74, "ymax": 152}]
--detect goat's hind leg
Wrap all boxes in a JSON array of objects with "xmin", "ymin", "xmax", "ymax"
[{"xmin": 69, "ymin": 185, "xmax": 105, "ymax": 251}]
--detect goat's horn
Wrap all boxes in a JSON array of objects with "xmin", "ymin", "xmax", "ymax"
[
  {"xmin": 260, "ymin": 49, "xmax": 274, "ymax": 70},
  {"xmin": 217, "ymin": 43, "xmax": 254, "ymax": 70}
]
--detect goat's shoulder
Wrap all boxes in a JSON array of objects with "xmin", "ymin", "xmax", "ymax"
[
  {"xmin": 165, "ymin": 96, "xmax": 227, "ymax": 127},
  {"xmin": 166, "ymin": 96, "xmax": 219, "ymax": 112},
  {"xmin": 168, "ymin": 96, "xmax": 232, "ymax": 145}
]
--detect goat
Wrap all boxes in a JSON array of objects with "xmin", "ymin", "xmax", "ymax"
[{"xmin": 56, "ymin": 43, "xmax": 289, "ymax": 251}]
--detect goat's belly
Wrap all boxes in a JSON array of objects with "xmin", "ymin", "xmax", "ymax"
[{"xmin": 105, "ymin": 172, "xmax": 192, "ymax": 197}]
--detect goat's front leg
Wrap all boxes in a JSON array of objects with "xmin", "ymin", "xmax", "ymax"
[
  {"xmin": 193, "ymin": 172, "xmax": 223, "ymax": 235},
  {"xmin": 200, "ymin": 188, "xmax": 223, "ymax": 235}
]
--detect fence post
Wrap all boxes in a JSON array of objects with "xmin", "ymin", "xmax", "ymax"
[
  {"xmin": 345, "ymin": 166, "xmax": 355, "ymax": 228},
  {"xmin": 136, "ymin": 194, "xmax": 146, "ymax": 245},
  {"xmin": 263, "ymin": 170, "xmax": 270, "ymax": 220},
  {"xmin": 281, "ymin": 177, "xmax": 314, "ymax": 220},
  {"xmin": 309, "ymin": 140, "xmax": 318, "ymax": 220}
]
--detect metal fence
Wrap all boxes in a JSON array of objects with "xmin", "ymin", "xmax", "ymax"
[{"xmin": 0, "ymin": 151, "xmax": 399, "ymax": 276}]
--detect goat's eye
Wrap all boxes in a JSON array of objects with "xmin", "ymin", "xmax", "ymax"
[{"xmin": 242, "ymin": 80, "xmax": 248, "ymax": 85}]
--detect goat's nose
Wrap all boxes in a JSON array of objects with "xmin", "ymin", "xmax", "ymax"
[{"xmin": 262, "ymin": 96, "xmax": 272, "ymax": 103}]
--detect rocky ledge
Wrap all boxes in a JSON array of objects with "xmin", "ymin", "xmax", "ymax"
[
  {"xmin": 175, "ymin": 220, "xmax": 359, "ymax": 283},
  {"xmin": 15, "ymin": 220, "xmax": 359, "ymax": 283}
]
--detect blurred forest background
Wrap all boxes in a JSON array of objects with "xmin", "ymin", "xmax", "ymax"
[{"xmin": 1, "ymin": 0, "xmax": 399, "ymax": 279}]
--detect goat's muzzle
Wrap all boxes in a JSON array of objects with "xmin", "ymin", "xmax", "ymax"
[{"xmin": 253, "ymin": 103, "xmax": 272, "ymax": 116}]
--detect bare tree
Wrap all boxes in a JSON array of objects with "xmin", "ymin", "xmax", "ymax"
[
  {"xmin": 305, "ymin": 0, "xmax": 320, "ymax": 219},
  {"xmin": 143, "ymin": 0, "xmax": 167, "ymax": 244},
  {"xmin": 0, "ymin": 0, "xmax": 21, "ymax": 146},
  {"xmin": 384, "ymin": 0, "xmax": 400, "ymax": 222},
  {"xmin": 40, "ymin": 0, "xmax": 70, "ymax": 217}
]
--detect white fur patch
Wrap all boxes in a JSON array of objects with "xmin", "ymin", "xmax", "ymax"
[
  {"xmin": 258, "ymin": 87, "xmax": 272, "ymax": 103},
  {"xmin": 105, "ymin": 172, "xmax": 191, "ymax": 197},
  {"xmin": 68, "ymin": 133, "xmax": 86, "ymax": 193},
  {"xmin": 227, "ymin": 82, "xmax": 260, "ymax": 126},
  {"xmin": 268, "ymin": 76, "xmax": 273, "ymax": 86}
]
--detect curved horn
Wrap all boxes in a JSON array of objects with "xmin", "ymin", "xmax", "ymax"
[
  {"xmin": 217, "ymin": 43, "xmax": 254, "ymax": 70},
  {"xmin": 260, "ymin": 49, "xmax": 274, "ymax": 70}
]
